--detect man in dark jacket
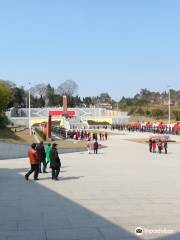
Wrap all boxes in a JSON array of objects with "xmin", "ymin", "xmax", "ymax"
[
  {"xmin": 36, "ymin": 141, "xmax": 47, "ymax": 173},
  {"xmin": 149, "ymin": 138, "xmax": 152, "ymax": 152},
  {"xmin": 164, "ymin": 140, "xmax": 168, "ymax": 154},
  {"xmin": 50, "ymin": 143, "xmax": 61, "ymax": 180},
  {"xmin": 93, "ymin": 140, "xmax": 99, "ymax": 154}
]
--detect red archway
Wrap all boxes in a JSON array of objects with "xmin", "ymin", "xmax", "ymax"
[{"xmin": 47, "ymin": 96, "xmax": 76, "ymax": 140}]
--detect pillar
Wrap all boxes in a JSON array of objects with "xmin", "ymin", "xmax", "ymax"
[
  {"xmin": 47, "ymin": 115, "xmax": 52, "ymax": 140},
  {"xmin": 63, "ymin": 95, "xmax": 67, "ymax": 115}
]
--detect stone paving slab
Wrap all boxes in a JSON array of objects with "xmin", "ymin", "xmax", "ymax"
[{"xmin": 0, "ymin": 133, "xmax": 180, "ymax": 239}]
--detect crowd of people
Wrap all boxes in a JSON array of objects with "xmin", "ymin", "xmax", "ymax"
[
  {"xmin": 25, "ymin": 130, "xmax": 109, "ymax": 180},
  {"xmin": 68, "ymin": 130, "xmax": 108, "ymax": 141},
  {"xmin": 111, "ymin": 123, "xmax": 180, "ymax": 135},
  {"xmin": 25, "ymin": 141, "xmax": 61, "ymax": 181},
  {"xmin": 86, "ymin": 139, "xmax": 99, "ymax": 154}
]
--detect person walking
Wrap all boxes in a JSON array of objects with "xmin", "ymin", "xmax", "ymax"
[
  {"xmin": 36, "ymin": 141, "xmax": 47, "ymax": 173},
  {"xmin": 25, "ymin": 143, "xmax": 39, "ymax": 181},
  {"xmin": 164, "ymin": 140, "xmax": 168, "ymax": 154},
  {"xmin": 149, "ymin": 138, "xmax": 152, "ymax": 152},
  {"xmin": 87, "ymin": 139, "xmax": 92, "ymax": 154},
  {"xmin": 105, "ymin": 132, "xmax": 108, "ymax": 140},
  {"xmin": 93, "ymin": 140, "xmax": 99, "ymax": 154},
  {"xmin": 157, "ymin": 139, "xmax": 163, "ymax": 154},
  {"xmin": 152, "ymin": 139, "xmax": 157, "ymax": 153},
  {"xmin": 101, "ymin": 133, "xmax": 104, "ymax": 141},
  {"xmin": 50, "ymin": 143, "xmax": 61, "ymax": 180},
  {"xmin": 45, "ymin": 143, "xmax": 51, "ymax": 168},
  {"xmin": 99, "ymin": 132, "xmax": 102, "ymax": 141}
]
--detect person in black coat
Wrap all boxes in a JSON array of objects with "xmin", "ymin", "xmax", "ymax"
[
  {"xmin": 36, "ymin": 141, "xmax": 47, "ymax": 173},
  {"xmin": 50, "ymin": 143, "xmax": 61, "ymax": 180},
  {"xmin": 149, "ymin": 138, "xmax": 152, "ymax": 152},
  {"xmin": 93, "ymin": 140, "xmax": 99, "ymax": 154},
  {"xmin": 164, "ymin": 140, "xmax": 168, "ymax": 154}
]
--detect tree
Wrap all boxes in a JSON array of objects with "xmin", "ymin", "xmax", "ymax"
[
  {"xmin": 44, "ymin": 84, "xmax": 55, "ymax": 106},
  {"xmin": 83, "ymin": 97, "xmax": 92, "ymax": 107},
  {"xmin": 11, "ymin": 87, "xmax": 26, "ymax": 107},
  {"xmin": 0, "ymin": 79, "xmax": 16, "ymax": 88},
  {"xmin": 74, "ymin": 95, "xmax": 82, "ymax": 106},
  {"xmin": 30, "ymin": 84, "xmax": 47, "ymax": 98},
  {"xmin": 0, "ymin": 81, "xmax": 12, "ymax": 113},
  {"xmin": 135, "ymin": 108, "xmax": 144, "ymax": 115},
  {"xmin": 173, "ymin": 110, "xmax": 180, "ymax": 121},
  {"xmin": 0, "ymin": 81, "xmax": 12, "ymax": 127},
  {"xmin": 99, "ymin": 92, "xmax": 111, "ymax": 103},
  {"xmin": 58, "ymin": 80, "xmax": 78, "ymax": 96}
]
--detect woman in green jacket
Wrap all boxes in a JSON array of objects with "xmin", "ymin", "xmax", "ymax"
[{"xmin": 45, "ymin": 143, "xmax": 51, "ymax": 167}]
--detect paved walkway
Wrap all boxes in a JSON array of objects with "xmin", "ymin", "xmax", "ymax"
[{"xmin": 0, "ymin": 133, "xmax": 180, "ymax": 239}]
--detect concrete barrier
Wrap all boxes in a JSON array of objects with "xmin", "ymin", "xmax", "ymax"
[
  {"xmin": 0, "ymin": 141, "xmax": 29, "ymax": 159},
  {"xmin": 0, "ymin": 141, "xmax": 86, "ymax": 160}
]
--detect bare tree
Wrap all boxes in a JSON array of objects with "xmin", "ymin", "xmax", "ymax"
[
  {"xmin": 58, "ymin": 80, "xmax": 78, "ymax": 96},
  {"xmin": 30, "ymin": 84, "xmax": 47, "ymax": 98}
]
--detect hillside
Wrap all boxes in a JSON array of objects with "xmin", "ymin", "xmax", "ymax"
[{"xmin": 118, "ymin": 88, "xmax": 180, "ymax": 120}]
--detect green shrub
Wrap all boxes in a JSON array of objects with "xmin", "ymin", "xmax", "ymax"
[
  {"xmin": 0, "ymin": 115, "xmax": 9, "ymax": 128},
  {"xmin": 135, "ymin": 108, "xmax": 144, "ymax": 115},
  {"xmin": 173, "ymin": 110, "xmax": 180, "ymax": 121},
  {"xmin": 87, "ymin": 120, "xmax": 110, "ymax": 125}
]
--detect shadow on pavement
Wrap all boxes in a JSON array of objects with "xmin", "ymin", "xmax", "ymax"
[
  {"xmin": 0, "ymin": 168, "xmax": 178, "ymax": 240},
  {"xmin": 0, "ymin": 167, "xmax": 139, "ymax": 240},
  {"xmin": 39, "ymin": 176, "xmax": 84, "ymax": 181}
]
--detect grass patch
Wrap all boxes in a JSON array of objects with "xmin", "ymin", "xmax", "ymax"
[
  {"xmin": 0, "ymin": 128, "xmax": 35, "ymax": 144},
  {"xmin": 0, "ymin": 128, "xmax": 86, "ymax": 148}
]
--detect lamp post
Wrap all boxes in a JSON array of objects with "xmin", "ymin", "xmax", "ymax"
[
  {"xmin": 28, "ymin": 82, "xmax": 31, "ymax": 136},
  {"xmin": 25, "ymin": 97, "xmax": 27, "ymax": 116},
  {"xmin": 168, "ymin": 86, "xmax": 171, "ymax": 126}
]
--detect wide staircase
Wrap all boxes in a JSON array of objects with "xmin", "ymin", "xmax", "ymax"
[{"xmin": 68, "ymin": 116, "xmax": 89, "ymax": 130}]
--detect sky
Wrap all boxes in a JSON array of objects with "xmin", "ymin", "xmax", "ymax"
[{"xmin": 0, "ymin": 0, "xmax": 180, "ymax": 100}]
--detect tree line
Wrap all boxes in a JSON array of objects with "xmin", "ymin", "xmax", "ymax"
[
  {"xmin": 1, "ymin": 79, "xmax": 180, "ymax": 128},
  {"xmin": 0, "ymin": 79, "xmax": 113, "ymax": 108},
  {"xmin": 0, "ymin": 79, "xmax": 113, "ymax": 127},
  {"xmin": 119, "ymin": 88, "xmax": 180, "ymax": 120}
]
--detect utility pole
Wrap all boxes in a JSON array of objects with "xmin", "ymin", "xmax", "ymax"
[
  {"xmin": 168, "ymin": 86, "xmax": 171, "ymax": 126},
  {"xmin": 28, "ymin": 82, "xmax": 31, "ymax": 136},
  {"xmin": 25, "ymin": 97, "xmax": 27, "ymax": 116}
]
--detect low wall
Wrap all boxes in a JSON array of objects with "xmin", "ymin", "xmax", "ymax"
[
  {"xmin": 0, "ymin": 141, "xmax": 86, "ymax": 160},
  {"xmin": 0, "ymin": 141, "xmax": 29, "ymax": 159}
]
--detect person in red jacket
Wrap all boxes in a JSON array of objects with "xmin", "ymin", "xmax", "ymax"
[
  {"xmin": 25, "ymin": 143, "xmax": 39, "ymax": 181},
  {"xmin": 152, "ymin": 139, "xmax": 157, "ymax": 153}
]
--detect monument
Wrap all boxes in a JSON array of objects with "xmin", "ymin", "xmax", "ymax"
[
  {"xmin": 62, "ymin": 95, "xmax": 68, "ymax": 116},
  {"xmin": 47, "ymin": 96, "xmax": 75, "ymax": 139}
]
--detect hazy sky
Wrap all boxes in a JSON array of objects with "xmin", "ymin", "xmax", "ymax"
[{"xmin": 0, "ymin": 0, "xmax": 180, "ymax": 100}]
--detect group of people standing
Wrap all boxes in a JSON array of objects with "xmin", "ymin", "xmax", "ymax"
[
  {"xmin": 25, "ymin": 141, "xmax": 61, "ymax": 181},
  {"xmin": 149, "ymin": 138, "xmax": 168, "ymax": 154},
  {"xmin": 87, "ymin": 139, "xmax": 99, "ymax": 154},
  {"xmin": 86, "ymin": 131, "xmax": 108, "ymax": 154},
  {"xmin": 68, "ymin": 130, "xmax": 108, "ymax": 141}
]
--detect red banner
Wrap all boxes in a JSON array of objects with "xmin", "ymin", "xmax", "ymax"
[{"xmin": 49, "ymin": 110, "xmax": 76, "ymax": 117}]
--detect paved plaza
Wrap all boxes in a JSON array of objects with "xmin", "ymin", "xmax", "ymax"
[{"xmin": 0, "ymin": 133, "xmax": 180, "ymax": 239}]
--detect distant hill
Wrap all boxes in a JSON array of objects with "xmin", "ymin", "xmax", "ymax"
[{"xmin": 118, "ymin": 88, "xmax": 180, "ymax": 120}]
